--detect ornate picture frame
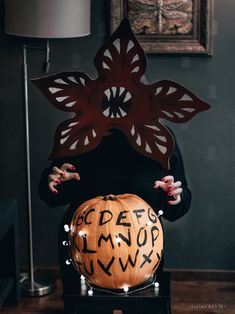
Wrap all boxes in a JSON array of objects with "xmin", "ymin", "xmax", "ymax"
[{"xmin": 110, "ymin": 0, "xmax": 213, "ymax": 55}]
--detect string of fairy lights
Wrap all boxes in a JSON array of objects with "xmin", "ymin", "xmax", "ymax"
[{"xmin": 62, "ymin": 209, "xmax": 164, "ymax": 296}]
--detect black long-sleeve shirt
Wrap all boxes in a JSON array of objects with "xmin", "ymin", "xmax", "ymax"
[{"xmin": 39, "ymin": 129, "xmax": 191, "ymax": 222}]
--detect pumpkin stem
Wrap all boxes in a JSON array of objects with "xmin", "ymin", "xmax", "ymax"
[{"xmin": 102, "ymin": 195, "xmax": 117, "ymax": 201}]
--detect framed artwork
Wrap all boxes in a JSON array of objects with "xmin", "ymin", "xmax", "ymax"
[{"xmin": 110, "ymin": 0, "xmax": 213, "ymax": 55}]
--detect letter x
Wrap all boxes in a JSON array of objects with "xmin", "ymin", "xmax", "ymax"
[{"xmin": 140, "ymin": 250, "xmax": 153, "ymax": 268}]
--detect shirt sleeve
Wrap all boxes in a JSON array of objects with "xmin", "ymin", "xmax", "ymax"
[
  {"xmin": 38, "ymin": 157, "xmax": 81, "ymax": 208},
  {"xmin": 155, "ymin": 139, "xmax": 192, "ymax": 222}
]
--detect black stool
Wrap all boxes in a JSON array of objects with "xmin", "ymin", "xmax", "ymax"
[{"xmin": 64, "ymin": 271, "xmax": 171, "ymax": 314}]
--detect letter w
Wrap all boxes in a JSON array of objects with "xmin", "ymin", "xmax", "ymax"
[{"xmin": 119, "ymin": 250, "xmax": 139, "ymax": 272}]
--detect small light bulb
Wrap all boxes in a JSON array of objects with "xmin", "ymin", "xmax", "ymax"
[
  {"xmin": 123, "ymin": 285, "xmax": 129, "ymax": 293},
  {"xmin": 80, "ymin": 275, "xmax": 85, "ymax": 281},
  {"xmin": 154, "ymin": 282, "xmax": 160, "ymax": 288},
  {"xmin": 64, "ymin": 224, "xmax": 70, "ymax": 232},
  {"xmin": 146, "ymin": 221, "xmax": 152, "ymax": 226},
  {"xmin": 88, "ymin": 289, "xmax": 93, "ymax": 296},
  {"xmin": 78, "ymin": 230, "xmax": 85, "ymax": 237},
  {"xmin": 158, "ymin": 210, "xmax": 164, "ymax": 217},
  {"xmin": 116, "ymin": 236, "xmax": 122, "ymax": 243},
  {"xmin": 66, "ymin": 259, "xmax": 71, "ymax": 265},
  {"xmin": 62, "ymin": 241, "xmax": 68, "ymax": 246}
]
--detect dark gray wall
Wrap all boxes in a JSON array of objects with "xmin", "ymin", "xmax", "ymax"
[{"xmin": 0, "ymin": 1, "xmax": 234, "ymax": 270}]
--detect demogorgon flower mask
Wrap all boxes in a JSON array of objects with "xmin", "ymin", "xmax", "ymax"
[{"xmin": 32, "ymin": 19, "xmax": 210, "ymax": 169}]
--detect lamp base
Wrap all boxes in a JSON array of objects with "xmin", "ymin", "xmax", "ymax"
[{"xmin": 21, "ymin": 274, "xmax": 55, "ymax": 297}]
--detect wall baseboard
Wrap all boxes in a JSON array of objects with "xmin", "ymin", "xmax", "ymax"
[
  {"xmin": 165, "ymin": 268, "xmax": 235, "ymax": 282},
  {"xmin": 20, "ymin": 267, "xmax": 235, "ymax": 282}
]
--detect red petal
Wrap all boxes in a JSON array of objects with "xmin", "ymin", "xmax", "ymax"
[
  {"xmin": 32, "ymin": 72, "xmax": 92, "ymax": 113},
  {"xmin": 49, "ymin": 115, "xmax": 106, "ymax": 160},
  {"xmin": 151, "ymin": 80, "xmax": 210, "ymax": 122},
  {"xmin": 122, "ymin": 121, "xmax": 174, "ymax": 169},
  {"xmin": 94, "ymin": 19, "xmax": 146, "ymax": 82}
]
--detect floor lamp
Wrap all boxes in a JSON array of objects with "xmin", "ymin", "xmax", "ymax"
[{"xmin": 4, "ymin": 0, "xmax": 91, "ymax": 297}]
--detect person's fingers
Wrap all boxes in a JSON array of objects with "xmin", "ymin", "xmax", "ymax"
[
  {"xmin": 61, "ymin": 163, "xmax": 76, "ymax": 172},
  {"xmin": 153, "ymin": 180, "xmax": 169, "ymax": 192},
  {"xmin": 154, "ymin": 180, "xmax": 163, "ymax": 188},
  {"xmin": 168, "ymin": 188, "xmax": 183, "ymax": 197},
  {"xmin": 48, "ymin": 181, "xmax": 59, "ymax": 194},
  {"xmin": 52, "ymin": 166, "xmax": 65, "ymax": 177},
  {"xmin": 51, "ymin": 164, "xmax": 79, "ymax": 182},
  {"xmin": 49, "ymin": 174, "xmax": 61, "ymax": 184},
  {"xmin": 65, "ymin": 172, "xmax": 80, "ymax": 181},
  {"xmin": 157, "ymin": 175, "xmax": 175, "ymax": 191},
  {"xmin": 63, "ymin": 171, "xmax": 81, "ymax": 181},
  {"xmin": 168, "ymin": 194, "xmax": 181, "ymax": 205},
  {"xmin": 73, "ymin": 173, "xmax": 81, "ymax": 181},
  {"xmin": 169, "ymin": 181, "xmax": 182, "ymax": 190},
  {"xmin": 161, "ymin": 175, "xmax": 174, "ymax": 184},
  {"xmin": 155, "ymin": 177, "xmax": 182, "ymax": 205}
]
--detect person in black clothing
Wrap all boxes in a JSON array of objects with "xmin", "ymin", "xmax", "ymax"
[{"xmin": 39, "ymin": 128, "xmax": 191, "ymax": 296}]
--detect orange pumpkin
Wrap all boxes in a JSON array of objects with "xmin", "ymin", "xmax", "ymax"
[{"xmin": 69, "ymin": 194, "xmax": 163, "ymax": 290}]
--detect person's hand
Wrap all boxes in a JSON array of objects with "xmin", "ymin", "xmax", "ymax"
[
  {"xmin": 153, "ymin": 175, "xmax": 182, "ymax": 205},
  {"xmin": 48, "ymin": 163, "xmax": 80, "ymax": 194}
]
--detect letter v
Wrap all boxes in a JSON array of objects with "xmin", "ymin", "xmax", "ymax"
[{"xmin": 97, "ymin": 256, "xmax": 115, "ymax": 276}]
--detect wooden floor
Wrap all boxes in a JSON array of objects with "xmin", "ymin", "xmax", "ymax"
[
  {"xmin": 171, "ymin": 270, "xmax": 235, "ymax": 314},
  {"xmin": 1, "ymin": 270, "xmax": 235, "ymax": 314}
]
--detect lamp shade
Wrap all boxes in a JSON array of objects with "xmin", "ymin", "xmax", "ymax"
[{"xmin": 5, "ymin": 0, "xmax": 91, "ymax": 38}]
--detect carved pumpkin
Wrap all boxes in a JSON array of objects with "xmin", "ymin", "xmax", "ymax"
[{"xmin": 69, "ymin": 194, "xmax": 163, "ymax": 290}]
